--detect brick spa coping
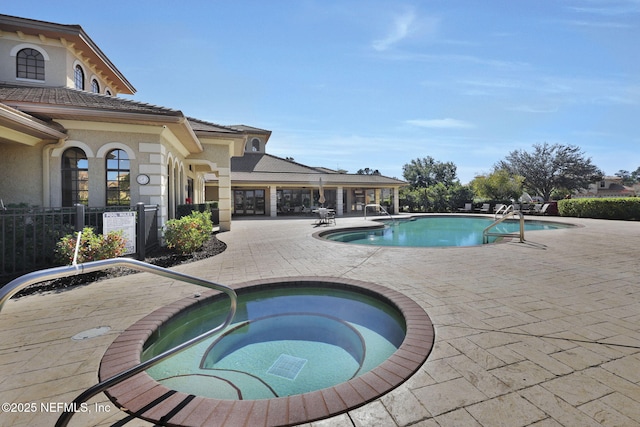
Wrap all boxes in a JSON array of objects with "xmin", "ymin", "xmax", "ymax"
[{"xmin": 99, "ymin": 276, "xmax": 435, "ymax": 426}]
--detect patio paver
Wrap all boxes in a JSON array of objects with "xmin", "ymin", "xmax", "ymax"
[{"xmin": 1, "ymin": 214, "xmax": 639, "ymax": 426}]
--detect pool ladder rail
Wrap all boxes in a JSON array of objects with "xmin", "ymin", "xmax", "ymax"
[
  {"xmin": 364, "ymin": 203, "xmax": 398, "ymax": 225},
  {"xmin": 483, "ymin": 205, "xmax": 525, "ymax": 244},
  {"xmin": 0, "ymin": 255, "xmax": 238, "ymax": 427}
]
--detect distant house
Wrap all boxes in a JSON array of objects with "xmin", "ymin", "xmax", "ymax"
[
  {"xmin": 0, "ymin": 14, "xmax": 405, "ymax": 236},
  {"xmin": 574, "ymin": 176, "xmax": 637, "ymax": 198}
]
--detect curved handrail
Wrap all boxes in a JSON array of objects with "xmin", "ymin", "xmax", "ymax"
[
  {"xmin": 483, "ymin": 210, "xmax": 525, "ymax": 244},
  {"xmin": 0, "ymin": 258, "xmax": 237, "ymax": 427},
  {"xmin": 364, "ymin": 203, "xmax": 397, "ymax": 225},
  {"xmin": 494, "ymin": 204, "xmax": 513, "ymax": 219}
]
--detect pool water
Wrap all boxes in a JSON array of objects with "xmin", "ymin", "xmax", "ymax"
[
  {"xmin": 142, "ymin": 286, "xmax": 406, "ymax": 400},
  {"xmin": 324, "ymin": 216, "xmax": 570, "ymax": 247}
]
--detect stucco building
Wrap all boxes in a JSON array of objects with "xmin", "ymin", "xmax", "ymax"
[
  {"xmin": 0, "ymin": 14, "xmax": 405, "ymax": 235},
  {"xmin": 228, "ymin": 147, "xmax": 405, "ymax": 217},
  {"xmin": 574, "ymin": 176, "xmax": 638, "ymax": 198}
]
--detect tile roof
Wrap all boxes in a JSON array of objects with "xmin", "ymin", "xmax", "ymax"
[
  {"xmin": 232, "ymin": 153, "xmax": 323, "ymax": 174},
  {"xmin": 187, "ymin": 117, "xmax": 243, "ymax": 134},
  {"xmin": 0, "ymin": 84, "xmax": 182, "ymax": 117},
  {"xmin": 231, "ymin": 153, "xmax": 406, "ymax": 186},
  {"xmin": 229, "ymin": 124, "xmax": 272, "ymax": 135}
]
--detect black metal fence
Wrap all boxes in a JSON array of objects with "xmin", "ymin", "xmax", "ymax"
[{"xmin": 1, "ymin": 203, "xmax": 158, "ymax": 283}]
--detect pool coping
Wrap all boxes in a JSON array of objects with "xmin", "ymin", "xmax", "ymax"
[
  {"xmin": 312, "ymin": 214, "xmax": 580, "ymax": 248},
  {"xmin": 99, "ymin": 276, "xmax": 435, "ymax": 427}
]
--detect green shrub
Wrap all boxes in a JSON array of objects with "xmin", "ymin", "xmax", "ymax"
[
  {"xmin": 56, "ymin": 227, "xmax": 127, "ymax": 264},
  {"xmin": 176, "ymin": 202, "xmax": 219, "ymax": 224},
  {"xmin": 558, "ymin": 198, "xmax": 640, "ymax": 220},
  {"xmin": 164, "ymin": 210, "xmax": 213, "ymax": 254}
]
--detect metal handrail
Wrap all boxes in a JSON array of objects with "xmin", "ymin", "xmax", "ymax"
[
  {"xmin": 364, "ymin": 203, "xmax": 397, "ymax": 225},
  {"xmin": 483, "ymin": 210, "xmax": 525, "ymax": 244},
  {"xmin": 494, "ymin": 204, "xmax": 513, "ymax": 219},
  {"xmin": 0, "ymin": 258, "xmax": 237, "ymax": 427}
]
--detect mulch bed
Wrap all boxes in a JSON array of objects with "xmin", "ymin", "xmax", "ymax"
[{"xmin": 10, "ymin": 235, "xmax": 227, "ymax": 298}]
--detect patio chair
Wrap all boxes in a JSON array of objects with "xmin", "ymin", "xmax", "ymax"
[
  {"xmin": 314, "ymin": 208, "xmax": 336, "ymax": 226},
  {"xmin": 475, "ymin": 203, "xmax": 490, "ymax": 213},
  {"xmin": 457, "ymin": 203, "xmax": 473, "ymax": 212},
  {"xmin": 326, "ymin": 209, "xmax": 336, "ymax": 225}
]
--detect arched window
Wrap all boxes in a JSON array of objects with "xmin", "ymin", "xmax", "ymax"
[
  {"xmin": 106, "ymin": 149, "xmax": 130, "ymax": 206},
  {"xmin": 105, "ymin": 89, "xmax": 112, "ymax": 96},
  {"xmin": 251, "ymin": 138, "xmax": 260, "ymax": 152},
  {"xmin": 91, "ymin": 79, "xmax": 100, "ymax": 93},
  {"xmin": 16, "ymin": 48, "xmax": 44, "ymax": 80},
  {"xmin": 74, "ymin": 65, "xmax": 85, "ymax": 90},
  {"xmin": 61, "ymin": 148, "xmax": 89, "ymax": 206}
]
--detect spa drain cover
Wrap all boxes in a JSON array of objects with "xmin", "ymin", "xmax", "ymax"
[
  {"xmin": 267, "ymin": 354, "xmax": 307, "ymax": 380},
  {"xmin": 72, "ymin": 326, "xmax": 111, "ymax": 341}
]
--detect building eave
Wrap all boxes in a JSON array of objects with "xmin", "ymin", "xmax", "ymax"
[
  {"xmin": 4, "ymin": 102, "xmax": 204, "ymax": 154},
  {"xmin": 0, "ymin": 102, "xmax": 67, "ymax": 145},
  {"xmin": 0, "ymin": 14, "xmax": 136, "ymax": 94},
  {"xmin": 6, "ymin": 102, "xmax": 184, "ymax": 124}
]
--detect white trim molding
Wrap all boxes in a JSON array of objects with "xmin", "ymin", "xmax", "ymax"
[
  {"xmin": 10, "ymin": 43, "xmax": 51, "ymax": 60},
  {"xmin": 51, "ymin": 140, "xmax": 95, "ymax": 158},
  {"xmin": 96, "ymin": 142, "xmax": 136, "ymax": 160}
]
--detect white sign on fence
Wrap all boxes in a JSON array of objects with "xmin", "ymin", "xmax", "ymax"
[{"xmin": 103, "ymin": 211, "xmax": 136, "ymax": 255}]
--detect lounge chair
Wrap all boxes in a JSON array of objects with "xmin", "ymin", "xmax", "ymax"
[
  {"xmin": 532, "ymin": 203, "xmax": 550, "ymax": 215},
  {"xmin": 538, "ymin": 203, "xmax": 550, "ymax": 215},
  {"xmin": 458, "ymin": 203, "xmax": 473, "ymax": 212},
  {"xmin": 475, "ymin": 203, "xmax": 490, "ymax": 213}
]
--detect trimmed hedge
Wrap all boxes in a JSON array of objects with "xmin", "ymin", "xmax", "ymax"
[
  {"xmin": 558, "ymin": 198, "xmax": 640, "ymax": 220},
  {"xmin": 176, "ymin": 202, "xmax": 219, "ymax": 224}
]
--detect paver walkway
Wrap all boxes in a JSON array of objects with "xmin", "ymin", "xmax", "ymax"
[{"xmin": 1, "ymin": 214, "xmax": 639, "ymax": 426}]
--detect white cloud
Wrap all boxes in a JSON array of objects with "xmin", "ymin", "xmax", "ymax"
[
  {"xmin": 562, "ymin": 19, "xmax": 632, "ymax": 29},
  {"xmin": 508, "ymin": 105, "xmax": 559, "ymax": 113},
  {"xmin": 405, "ymin": 118, "xmax": 475, "ymax": 129},
  {"xmin": 372, "ymin": 9, "xmax": 418, "ymax": 51},
  {"xmin": 569, "ymin": 1, "xmax": 640, "ymax": 16}
]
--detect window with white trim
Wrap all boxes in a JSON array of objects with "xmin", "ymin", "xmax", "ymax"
[
  {"xmin": 16, "ymin": 48, "xmax": 44, "ymax": 80},
  {"xmin": 74, "ymin": 65, "xmax": 85, "ymax": 90},
  {"xmin": 61, "ymin": 147, "xmax": 89, "ymax": 206},
  {"xmin": 106, "ymin": 149, "xmax": 130, "ymax": 206}
]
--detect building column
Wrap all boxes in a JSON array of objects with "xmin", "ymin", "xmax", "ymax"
[
  {"xmin": 336, "ymin": 187, "xmax": 344, "ymax": 216},
  {"xmin": 217, "ymin": 167, "xmax": 232, "ymax": 231},
  {"xmin": 393, "ymin": 187, "xmax": 400, "ymax": 215},
  {"xmin": 270, "ymin": 185, "xmax": 277, "ymax": 217}
]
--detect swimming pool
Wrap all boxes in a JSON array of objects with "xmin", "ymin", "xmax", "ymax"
[
  {"xmin": 101, "ymin": 277, "xmax": 434, "ymax": 426},
  {"xmin": 320, "ymin": 215, "xmax": 572, "ymax": 247}
]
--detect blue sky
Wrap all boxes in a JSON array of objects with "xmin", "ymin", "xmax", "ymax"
[{"xmin": 5, "ymin": 1, "xmax": 640, "ymax": 183}]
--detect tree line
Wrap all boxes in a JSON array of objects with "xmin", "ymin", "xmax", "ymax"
[{"xmin": 395, "ymin": 142, "xmax": 633, "ymax": 213}]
